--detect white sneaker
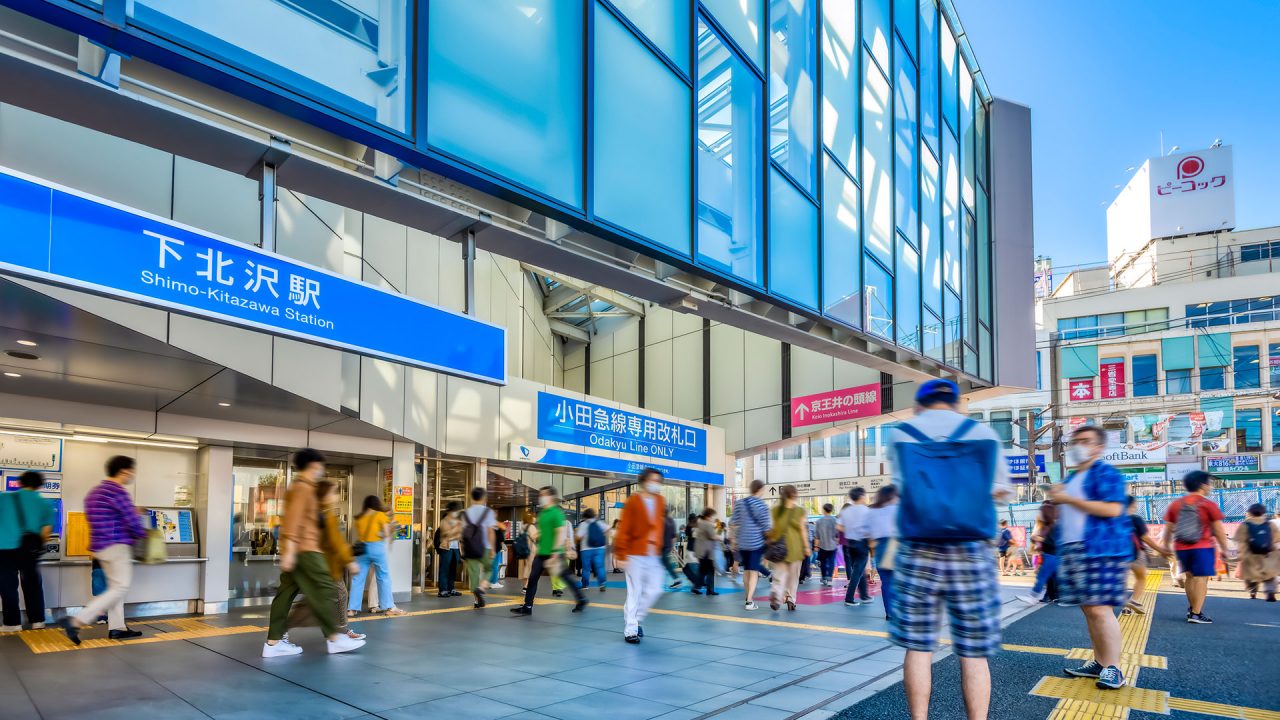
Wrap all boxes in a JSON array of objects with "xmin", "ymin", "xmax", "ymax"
[
  {"xmin": 262, "ymin": 641, "xmax": 304, "ymax": 658},
  {"xmin": 744, "ymin": 602, "xmax": 759, "ymax": 611},
  {"xmin": 327, "ymin": 634, "xmax": 366, "ymax": 654},
  {"xmin": 30, "ymin": 623, "xmax": 44, "ymax": 630},
  {"xmin": 0, "ymin": 625, "xmax": 20, "ymax": 633},
  {"xmin": 1017, "ymin": 591, "xmax": 1044, "ymax": 604},
  {"xmin": 491, "ymin": 583, "xmax": 504, "ymax": 589}
]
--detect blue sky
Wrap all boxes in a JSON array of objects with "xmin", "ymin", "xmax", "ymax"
[{"xmin": 956, "ymin": 0, "xmax": 1280, "ymax": 272}]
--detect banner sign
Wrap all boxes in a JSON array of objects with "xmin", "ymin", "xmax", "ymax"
[
  {"xmin": 1099, "ymin": 360, "xmax": 1126, "ymax": 399},
  {"xmin": 1006, "ymin": 454, "xmax": 1047, "ymax": 476},
  {"xmin": 1068, "ymin": 379, "xmax": 1094, "ymax": 401},
  {"xmin": 790, "ymin": 383, "xmax": 880, "ymax": 427},
  {"xmin": 509, "ymin": 445, "xmax": 723, "ymax": 486},
  {"xmin": 1205, "ymin": 455, "xmax": 1259, "ymax": 474},
  {"xmin": 1118, "ymin": 466, "xmax": 1166, "ymax": 484},
  {"xmin": 0, "ymin": 434, "xmax": 62, "ymax": 472},
  {"xmin": 1101, "ymin": 444, "xmax": 1167, "ymax": 466},
  {"xmin": 536, "ymin": 392, "xmax": 707, "ymax": 465},
  {"xmin": 0, "ymin": 168, "xmax": 506, "ymax": 384}
]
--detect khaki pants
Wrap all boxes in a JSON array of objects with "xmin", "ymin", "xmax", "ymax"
[
  {"xmin": 770, "ymin": 560, "xmax": 802, "ymax": 604},
  {"xmin": 288, "ymin": 577, "xmax": 349, "ymax": 634},
  {"xmin": 267, "ymin": 552, "xmax": 339, "ymax": 640},
  {"xmin": 76, "ymin": 544, "xmax": 132, "ymax": 631},
  {"xmin": 465, "ymin": 551, "xmax": 494, "ymax": 591}
]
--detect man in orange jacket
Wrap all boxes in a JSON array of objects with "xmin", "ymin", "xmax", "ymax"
[{"xmin": 614, "ymin": 468, "xmax": 667, "ymax": 644}]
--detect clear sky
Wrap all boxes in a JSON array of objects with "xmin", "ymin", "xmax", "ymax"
[{"xmin": 955, "ymin": 0, "xmax": 1280, "ymax": 272}]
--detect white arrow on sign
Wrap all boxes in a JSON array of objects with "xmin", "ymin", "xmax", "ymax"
[{"xmin": 796, "ymin": 403, "xmax": 809, "ymax": 419}]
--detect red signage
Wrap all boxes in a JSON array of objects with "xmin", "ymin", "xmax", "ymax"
[
  {"xmin": 1099, "ymin": 360, "xmax": 1126, "ymax": 399},
  {"xmin": 790, "ymin": 382, "xmax": 880, "ymax": 428},
  {"xmin": 1068, "ymin": 379, "xmax": 1094, "ymax": 402}
]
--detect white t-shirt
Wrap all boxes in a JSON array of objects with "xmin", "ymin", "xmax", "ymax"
[
  {"xmin": 865, "ymin": 504, "xmax": 899, "ymax": 540},
  {"xmin": 1057, "ymin": 469, "xmax": 1088, "ymax": 545},
  {"xmin": 575, "ymin": 519, "xmax": 609, "ymax": 548},
  {"xmin": 463, "ymin": 504, "xmax": 498, "ymax": 550},
  {"xmin": 838, "ymin": 504, "xmax": 869, "ymax": 541}
]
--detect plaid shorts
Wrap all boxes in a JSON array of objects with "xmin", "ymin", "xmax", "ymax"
[
  {"xmin": 890, "ymin": 541, "xmax": 1002, "ymax": 658},
  {"xmin": 1057, "ymin": 542, "xmax": 1128, "ymax": 607}
]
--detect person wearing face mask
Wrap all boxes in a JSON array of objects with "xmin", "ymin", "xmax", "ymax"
[
  {"xmin": 1048, "ymin": 426, "xmax": 1131, "ymax": 691},
  {"xmin": 614, "ymin": 469, "xmax": 668, "ymax": 643},
  {"xmin": 60, "ymin": 456, "xmax": 149, "ymax": 645},
  {"xmin": 510, "ymin": 487, "xmax": 586, "ymax": 616}
]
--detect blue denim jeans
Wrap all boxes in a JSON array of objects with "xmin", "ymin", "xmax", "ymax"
[
  {"xmin": 349, "ymin": 540, "xmax": 395, "ymax": 612},
  {"xmin": 874, "ymin": 538, "xmax": 895, "ymax": 619},
  {"xmin": 1031, "ymin": 552, "xmax": 1059, "ymax": 595},
  {"xmin": 489, "ymin": 548, "xmax": 505, "ymax": 585},
  {"xmin": 579, "ymin": 547, "xmax": 606, "ymax": 588}
]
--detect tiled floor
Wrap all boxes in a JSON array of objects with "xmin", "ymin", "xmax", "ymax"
[{"xmin": 0, "ymin": 577, "xmax": 1034, "ymax": 719}]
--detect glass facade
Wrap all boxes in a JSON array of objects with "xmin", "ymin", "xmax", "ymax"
[{"xmin": 90, "ymin": 0, "xmax": 998, "ymax": 381}]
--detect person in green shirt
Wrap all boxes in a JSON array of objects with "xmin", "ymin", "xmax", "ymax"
[
  {"xmin": 0, "ymin": 471, "xmax": 55, "ymax": 631},
  {"xmin": 511, "ymin": 486, "xmax": 586, "ymax": 616}
]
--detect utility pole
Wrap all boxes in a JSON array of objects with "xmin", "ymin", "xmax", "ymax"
[
  {"xmin": 1014, "ymin": 407, "xmax": 1055, "ymax": 498},
  {"xmin": 1049, "ymin": 332, "xmax": 1065, "ymax": 475}
]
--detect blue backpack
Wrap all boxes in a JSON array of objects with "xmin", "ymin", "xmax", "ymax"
[
  {"xmin": 894, "ymin": 418, "xmax": 999, "ymax": 541},
  {"xmin": 587, "ymin": 521, "xmax": 606, "ymax": 549}
]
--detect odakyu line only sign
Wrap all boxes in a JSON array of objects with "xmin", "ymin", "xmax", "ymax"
[
  {"xmin": 0, "ymin": 168, "xmax": 506, "ymax": 384},
  {"xmin": 536, "ymin": 392, "xmax": 707, "ymax": 465}
]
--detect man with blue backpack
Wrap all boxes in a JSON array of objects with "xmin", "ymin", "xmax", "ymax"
[
  {"xmin": 575, "ymin": 508, "xmax": 610, "ymax": 592},
  {"xmin": 1049, "ymin": 425, "xmax": 1131, "ymax": 691},
  {"xmin": 888, "ymin": 379, "xmax": 1010, "ymax": 720}
]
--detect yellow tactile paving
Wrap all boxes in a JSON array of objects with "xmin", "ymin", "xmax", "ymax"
[
  {"xmin": 1031, "ymin": 677, "xmax": 1170, "ymax": 714},
  {"xmin": 1064, "ymin": 648, "xmax": 1167, "ymax": 670},
  {"xmin": 1167, "ymin": 697, "xmax": 1280, "ymax": 720}
]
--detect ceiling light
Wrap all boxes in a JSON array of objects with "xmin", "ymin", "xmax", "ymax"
[
  {"xmin": 15, "ymin": 340, "xmax": 37, "ymax": 347},
  {"xmin": 218, "ymin": 402, "xmax": 231, "ymax": 407},
  {"xmin": 2, "ymin": 372, "xmax": 20, "ymax": 378}
]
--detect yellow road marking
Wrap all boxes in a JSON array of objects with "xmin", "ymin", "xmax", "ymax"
[{"xmin": 1166, "ymin": 697, "xmax": 1280, "ymax": 720}]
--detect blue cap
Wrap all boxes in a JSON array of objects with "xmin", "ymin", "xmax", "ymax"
[{"xmin": 915, "ymin": 379, "xmax": 960, "ymax": 405}]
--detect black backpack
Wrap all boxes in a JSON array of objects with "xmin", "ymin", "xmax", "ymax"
[
  {"xmin": 514, "ymin": 527, "xmax": 532, "ymax": 559},
  {"xmin": 461, "ymin": 508, "xmax": 492, "ymax": 559},
  {"xmin": 1246, "ymin": 521, "xmax": 1274, "ymax": 555}
]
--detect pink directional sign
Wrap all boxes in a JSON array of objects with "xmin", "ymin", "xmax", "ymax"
[{"xmin": 790, "ymin": 382, "xmax": 880, "ymax": 427}]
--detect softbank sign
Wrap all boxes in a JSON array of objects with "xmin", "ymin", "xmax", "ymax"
[{"xmin": 1148, "ymin": 146, "xmax": 1235, "ymax": 238}]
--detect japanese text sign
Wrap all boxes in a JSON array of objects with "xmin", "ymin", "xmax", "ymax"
[
  {"xmin": 790, "ymin": 383, "xmax": 880, "ymax": 428},
  {"xmin": 1099, "ymin": 360, "xmax": 1126, "ymax": 399},
  {"xmin": 536, "ymin": 392, "xmax": 707, "ymax": 465},
  {"xmin": 1068, "ymin": 379, "xmax": 1094, "ymax": 402},
  {"xmin": 1205, "ymin": 455, "xmax": 1258, "ymax": 474},
  {"xmin": 0, "ymin": 168, "xmax": 506, "ymax": 384}
]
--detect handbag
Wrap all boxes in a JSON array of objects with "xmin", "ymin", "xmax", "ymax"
[
  {"xmin": 13, "ymin": 494, "xmax": 45, "ymax": 559},
  {"xmin": 133, "ymin": 528, "xmax": 168, "ymax": 564},
  {"xmin": 352, "ymin": 513, "xmax": 373, "ymax": 557}
]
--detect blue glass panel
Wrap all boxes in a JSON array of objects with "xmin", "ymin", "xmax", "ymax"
[
  {"xmin": 702, "ymin": 0, "xmax": 765, "ymax": 69},
  {"xmin": 697, "ymin": 19, "xmax": 764, "ymax": 285},
  {"xmin": 594, "ymin": 4, "xmax": 692, "ymax": 256},
  {"xmin": 862, "ymin": 52, "xmax": 893, "ymax": 268},
  {"xmin": 979, "ymin": 325, "xmax": 992, "ymax": 380},
  {"xmin": 896, "ymin": 239, "xmax": 921, "ymax": 351},
  {"xmin": 963, "ymin": 208, "xmax": 976, "ymax": 344},
  {"xmin": 822, "ymin": 154, "xmax": 861, "ymax": 327},
  {"xmin": 862, "ymin": 0, "xmax": 891, "ymax": 74},
  {"xmin": 923, "ymin": 308, "xmax": 943, "ymax": 361},
  {"xmin": 608, "ymin": 0, "xmax": 691, "ymax": 71},
  {"xmin": 894, "ymin": 39, "xmax": 918, "ymax": 245},
  {"xmin": 940, "ymin": 16, "xmax": 958, "ymax": 137},
  {"xmin": 1200, "ymin": 365, "xmax": 1225, "ymax": 391},
  {"xmin": 976, "ymin": 99, "xmax": 988, "ymax": 186},
  {"xmin": 768, "ymin": 169, "xmax": 819, "ymax": 309},
  {"xmin": 919, "ymin": 0, "xmax": 940, "ymax": 155},
  {"xmin": 134, "ymin": 0, "xmax": 412, "ymax": 132},
  {"xmin": 1132, "ymin": 354, "xmax": 1158, "ymax": 397},
  {"xmin": 821, "ymin": 0, "xmax": 858, "ymax": 174},
  {"xmin": 960, "ymin": 54, "xmax": 975, "ymax": 207},
  {"xmin": 769, "ymin": 0, "xmax": 818, "ymax": 193},
  {"xmin": 977, "ymin": 186, "xmax": 990, "ymax": 324},
  {"xmin": 865, "ymin": 254, "xmax": 894, "ymax": 340},
  {"xmin": 920, "ymin": 146, "xmax": 942, "ymax": 313},
  {"xmin": 895, "ymin": 0, "xmax": 918, "ymax": 58},
  {"xmin": 943, "ymin": 287, "xmax": 960, "ymax": 367},
  {"xmin": 1234, "ymin": 345, "xmax": 1261, "ymax": 389},
  {"xmin": 942, "ymin": 130, "xmax": 960, "ymax": 290},
  {"xmin": 427, "ymin": 0, "xmax": 583, "ymax": 206}
]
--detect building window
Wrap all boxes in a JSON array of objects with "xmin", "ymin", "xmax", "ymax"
[
  {"xmin": 989, "ymin": 411, "xmax": 1013, "ymax": 449},
  {"xmin": 893, "ymin": 38, "xmax": 918, "ymax": 245},
  {"xmin": 1270, "ymin": 343, "xmax": 1280, "ymax": 387},
  {"xmin": 1166, "ymin": 368, "xmax": 1192, "ymax": 395},
  {"xmin": 769, "ymin": 0, "xmax": 817, "ymax": 193},
  {"xmin": 1186, "ymin": 296, "xmax": 1280, "ymax": 328},
  {"xmin": 1124, "ymin": 308, "xmax": 1169, "ymax": 334},
  {"xmin": 822, "ymin": 156, "xmax": 862, "ymax": 326},
  {"xmin": 768, "ymin": 169, "xmax": 820, "ymax": 308},
  {"xmin": 1234, "ymin": 345, "xmax": 1261, "ymax": 389},
  {"xmin": 607, "ymin": 0, "xmax": 691, "ymax": 72},
  {"xmin": 696, "ymin": 18, "xmax": 764, "ymax": 285},
  {"xmin": 1271, "ymin": 408, "xmax": 1280, "ymax": 451},
  {"xmin": 862, "ymin": 49, "xmax": 893, "ymax": 267},
  {"xmin": 782, "ymin": 443, "xmax": 802, "ymax": 460},
  {"xmin": 1240, "ymin": 240, "xmax": 1280, "ymax": 263},
  {"xmin": 1236, "ymin": 408, "xmax": 1263, "ymax": 452},
  {"xmin": 1036, "ymin": 350, "xmax": 1043, "ymax": 390},
  {"xmin": 865, "ymin": 255, "xmax": 895, "ymax": 340},
  {"xmin": 1200, "ymin": 366, "xmax": 1226, "ymax": 391},
  {"xmin": 919, "ymin": 0, "xmax": 939, "ymax": 156},
  {"xmin": 820, "ymin": 0, "xmax": 859, "ymax": 174},
  {"xmin": 1133, "ymin": 354, "xmax": 1157, "ymax": 397},
  {"xmin": 921, "ymin": 147, "xmax": 943, "ymax": 314},
  {"xmin": 701, "ymin": 0, "xmax": 764, "ymax": 68},
  {"xmin": 830, "ymin": 432, "xmax": 852, "ymax": 458},
  {"xmin": 809, "ymin": 438, "xmax": 826, "ymax": 458},
  {"xmin": 897, "ymin": 240, "xmax": 921, "ymax": 351}
]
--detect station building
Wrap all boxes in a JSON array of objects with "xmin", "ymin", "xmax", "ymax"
[{"xmin": 0, "ymin": 0, "xmax": 1031, "ymax": 616}]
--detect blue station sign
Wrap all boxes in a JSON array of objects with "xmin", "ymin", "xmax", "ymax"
[
  {"xmin": 1005, "ymin": 454, "xmax": 1047, "ymax": 476},
  {"xmin": 536, "ymin": 391, "xmax": 707, "ymax": 465},
  {"xmin": 511, "ymin": 445, "xmax": 723, "ymax": 486},
  {"xmin": 0, "ymin": 169, "xmax": 506, "ymax": 384}
]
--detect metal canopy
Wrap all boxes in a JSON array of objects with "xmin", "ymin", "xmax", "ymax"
[{"xmin": 524, "ymin": 264, "xmax": 645, "ymax": 343}]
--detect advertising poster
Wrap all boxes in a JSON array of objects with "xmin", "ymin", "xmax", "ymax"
[
  {"xmin": 1068, "ymin": 379, "xmax": 1094, "ymax": 402},
  {"xmin": 1099, "ymin": 360, "xmax": 1126, "ymax": 399},
  {"xmin": 393, "ymin": 486, "xmax": 414, "ymax": 514},
  {"xmin": 790, "ymin": 383, "xmax": 880, "ymax": 427}
]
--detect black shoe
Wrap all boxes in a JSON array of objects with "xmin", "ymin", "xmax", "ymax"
[
  {"xmin": 437, "ymin": 592, "xmax": 450, "ymax": 598},
  {"xmin": 552, "ymin": 590, "xmax": 564, "ymax": 598},
  {"xmin": 637, "ymin": 625, "xmax": 644, "ymax": 638},
  {"xmin": 58, "ymin": 618, "xmax": 81, "ymax": 646},
  {"xmin": 690, "ymin": 588, "xmax": 703, "ymax": 595},
  {"xmin": 108, "ymin": 628, "xmax": 142, "ymax": 640},
  {"xmin": 1250, "ymin": 590, "xmax": 1258, "ymax": 599},
  {"xmin": 707, "ymin": 591, "xmax": 720, "ymax": 596},
  {"xmin": 449, "ymin": 590, "xmax": 463, "ymax": 597},
  {"xmin": 509, "ymin": 606, "xmax": 532, "ymax": 616},
  {"xmin": 668, "ymin": 581, "xmax": 682, "ymax": 589},
  {"xmin": 624, "ymin": 634, "xmax": 641, "ymax": 644},
  {"xmin": 1268, "ymin": 593, "xmax": 1277, "ymax": 602},
  {"xmin": 1065, "ymin": 660, "xmax": 1104, "ymax": 678},
  {"xmin": 599, "ymin": 586, "xmax": 606, "ymax": 593},
  {"xmin": 473, "ymin": 589, "xmax": 486, "ymax": 608},
  {"xmin": 1186, "ymin": 612, "xmax": 1213, "ymax": 624},
  {"xmin": 572, "ymin": 600, "xmax": 588, "ymax": 613}
]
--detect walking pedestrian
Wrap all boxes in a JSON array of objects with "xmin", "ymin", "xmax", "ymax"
[
  {"xmin": 1050, "ymin": 425, "xmax": 1132, "ymax": 690},
  {"xmin": 767, "ymin": 485, "xmax": 806, "ymax": 611},
  {"xmin": 436, "ymin": 501, "xmax": 463, "ymax": 597},
  {"xmin": 866, "ymin": 484, "xmax": 900, "ymax": 621},
  {"xmin": 692, "ymin": 508, "xmax": 721, "ymax": 596},
  {"xmin": 997, "ymin": 520, "xmax": 1014, "ymax": 576},
  {"xmin": 517, "ymin": 512, "xmax": 535, "ymax": 591},
  {"xmin": 799, "ymin": 520, "xmax": 816, "ymax": 583},
  {"xmin": 1018, "ymin": 501, "xmax": 1060, "ymax": 605},
  {"xmin": 1235, "ymin": 503, "xmax": 1279, "ymax": 601},
  {"xmin": 730, "ymin": 479, "xmax": 773, "ymax": 611},
  {"xmin": 576, "ymin": 507, "xmax": 609, "ymax": 592},
  {"xmin": 887, "ymin": 380, "xmax": 1011, "ymax": 720},
  {"xmin": 838, "ymin": 487, "xmax": 872, "ymax": 606},
  {"xmin": 614, "ymin": 469, "xmax": 667, "ymax": 643},
  {"xmin": 1160, "ymin": 471, "xmax": 1230, "ymax": 624},
  {"xmin": 663, "ymin": 508, "xmax": 683, "ymax": 589},
  {"xmin": 0, "ymin": 471, "xmax": 54, "ymax": 631},
  {"xmin": 489, "ymin": 521, "xmax": 508, "ymax": 589},
  {"xmin": 609, "ymin": 519, "xmax": 622, "ymax": 573},
  {"xmin": 815, "ymin": 504, "xmax": 839, "ymax": 587},
  {"xmin": 59, "ymin": 456, "xmax": 149, "ymax": 645},
  {"xmin": 286, "ymin": 480, "xmax": 366, "ymax": 642},
  {"xmin": 348, "ymin": 495, "xmax": 402, "ymax": 617},
  {"xmin": 510, "ymin": 487, "xmax": 586, "ymax": 616},
  {"xmin": 462, "ymin": 487, "xmax": 498, "ymax": 607},
  {"xmin": 1124, "ymin": 496, "xmax": 1171, "ymax": 614},
  {"xmin": 261, "ymin": 449, "xmax": 364, "ymax": 657}
]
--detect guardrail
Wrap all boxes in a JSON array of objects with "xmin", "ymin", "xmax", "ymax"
[{"xmin": 1006, "ymin": 485, "xmax": 1280, "ymax": 526}]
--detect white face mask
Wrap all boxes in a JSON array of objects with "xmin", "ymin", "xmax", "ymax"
[
  {"xmin": 644, "ymin": 481, "xmax": 662, "ymax": 494},
  {"xmin": 537, "ymin": 495, "xmax": 552, "ymax": 508},
  {"xmin": 1066, "ymin": 444, "xmax": 1093, "ymax": 466}
]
